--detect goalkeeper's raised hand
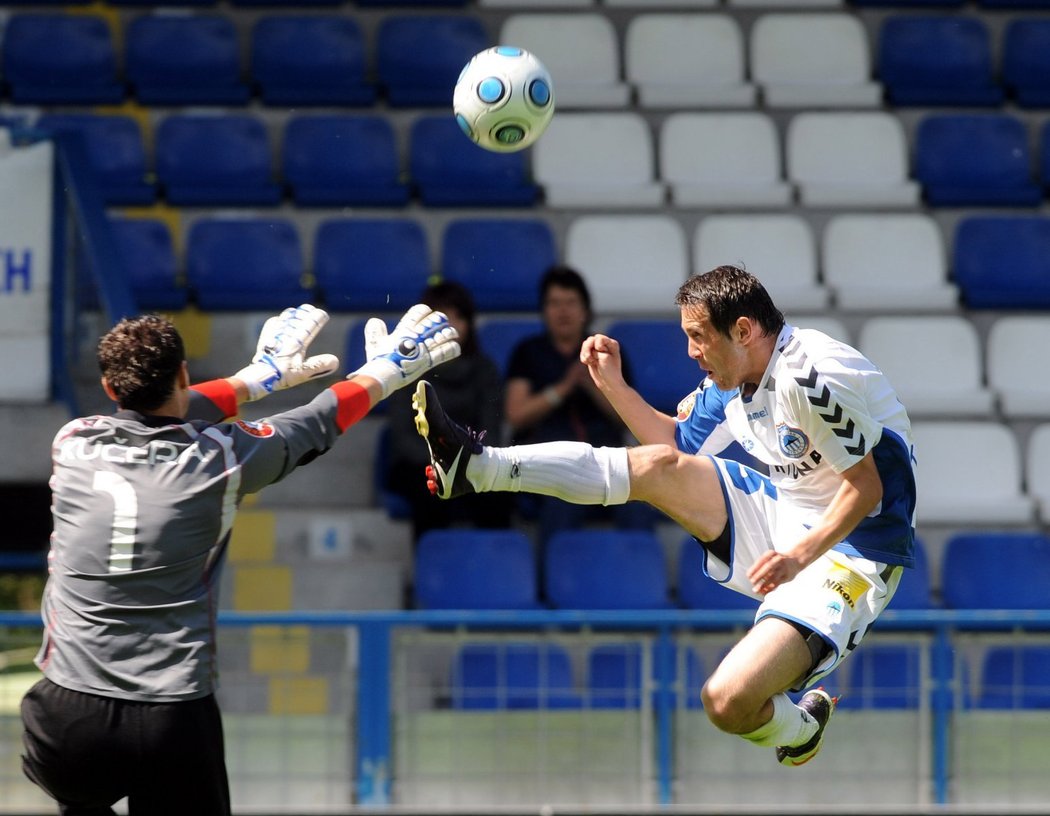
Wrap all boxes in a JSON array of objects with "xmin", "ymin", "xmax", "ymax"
[
  {"xmin": 234, "ymin": 304, "xmax": 340, "ymax": 401},
  {"xmin": 352, "ymin": 303, "xmax": 460, "ymax": 399}
]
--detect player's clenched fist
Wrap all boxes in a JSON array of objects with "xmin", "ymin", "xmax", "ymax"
[{"xmin": 352, "ymin": 303, "xmax": 461, "ymax": 399}]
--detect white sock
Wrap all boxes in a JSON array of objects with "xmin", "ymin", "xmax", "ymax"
[
  {"xmin": 739, "ymin": 693, "xmax": 819, "ymax": 748},
  {"xmin": 465, "ymin": 442, "xmax": 630, "ymax": 506}
]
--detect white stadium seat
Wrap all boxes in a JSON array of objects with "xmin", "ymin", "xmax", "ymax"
[
  {"xmin": 660, "ymin": 113, "xmax": 792, "ymax": 208},
  {"xmin": 786, "ymin": 112, "xmax": 920, "ymax": 207},
  {"xmin": 565, "ymin": 215, "xmax": 688, "ymax": 315},
  {"xmin": 822, "ymin": 214, "xmax": 958, "ymax": 311},
  {"xmin": 625, "ymin": 15, "xmax": 755, "ymax": 108},
  {"xmin": 533, "ymin": 112, "xmax": 665, "ymax": 208},
  {"xmin": 693, "ymin": 214, "xmax": 829, "ymax": 311},
  {"xmin": 786, "ymin": 315, "xmax": 851, "ymax": 345},
  {"xmin": 858, "ymin": 316, "xmax": 995, "ymax": 418},
  {"xmin": 986, "ymin": 316, "xmax": 1050, "ymax": 419},
  {"xmin": 1024, "ymin": 424, "xmax": 1050, "ymax": 525}
]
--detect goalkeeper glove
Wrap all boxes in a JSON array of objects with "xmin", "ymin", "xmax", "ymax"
[
  {"xmin": 352, "ymin": 303, "xmax": 460, "ymax": 399},
  {"xmin": 234, "ymin": 304, "xmax": 340, "ymax": 401}
]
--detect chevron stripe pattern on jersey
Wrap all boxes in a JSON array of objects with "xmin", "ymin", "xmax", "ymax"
[{"xmin": 783, "ymin": 337, "xmax": 867, "ymax": 457}]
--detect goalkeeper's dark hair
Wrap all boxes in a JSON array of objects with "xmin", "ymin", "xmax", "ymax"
[
  {"xmin": 421, "ymin": 280, "xmax": 479, "ymax": 355},
  {"xmin": 97, "ymin": 314, "xmax": 186, "ymax": 412},
  {"xmin": 675, "ymin": 265, "xmax": 785, "ymax": 340}
]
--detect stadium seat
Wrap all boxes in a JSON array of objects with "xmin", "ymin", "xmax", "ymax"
[
  {"xmin": 440, "ymin": 219, "xmax": 557, "ymax": 312},
  {"xmin": 109, "ymin": 218, "xmax": 187, "ymax": 312},
  {"xmin": 878, "ymin": 16, "xmax": 1003, "ymax": 106},
  {"xmin": 409, "ymin": 115, "xmax": 539, "ymax": 207},
  {"xmin": 565, "ymin": 215, "xmax": 688, "ymax": 315},
  {"xmin": 545, "ymin": 530, "xmax": 672, "ymax": 610},
  {"xmin": 660, "ymin": 113, "xmax": 791, "ymax": 208},
  {"xmin": 624, "ymin": 14, "xmax": 755, "ymax": 108},
  {"xmin": 979, "ymin": 646, "xmax": 1050, "ymax": 709},
  {"xmin": 500, "ymin": 14, "xmax": 630, "ymax": 108},
  {"xmin": 953, "ymin": 216, "xmax": 1050, "ymax": 309},
  {"xmin": 788, "ymin": 316, "xmax": 851, "ymax": 345},
  {"xmin": 376, "ymin": 16, "xmax": 488, "ymax": 106},
  {"xmin": 914, "ymin": 114, "xmax": 1041, "ymax": 207},
  {"xmin": 587, "ymin": 643, "xmax": 704, "ymax": 709},
  {"xmin": 821, "ymin": 214, "xmax": 957, "ymax": 312},
  {"xmin": 857, "ymin": 316, "xmax": 994, "ymax": 418},
  {"xmin": 533, "ymin": 112, "xmax": 665, "ymax": 208},
  {"xmin": 185, "ymin": 218, "xmax": 311, "ymax": 311},
  {"xmin": 838, "ymin": 644, "xmax": 922, "ymax": 709},
  {"xmin": 155, "ymin": 115, "xmax": 281, "ymax": 206},
  {"xmin": 785, "ymin": 112, "xmax": 919, "ymax": 207},
  {"xmin": 986, "ymin": 317, "xmax": 1050, "ymax": 419},
  {"xmin": 313, "ymin": 218, "xmax": 430, "ymax": 312},
  {"xmin": 605, "ymin": 320, "xmax": 704, "ymax": 415},
  {"xmin": 451, "ymin": 642, "xmax": 582, "ymax": 709},
  {"xmin": 942, "ymin": 532, "xmax": 1050, "ymax": 609},
  {"xmin": 282, "ymin": 115, "xmax": 409, "ymax": 207},
  {"xmin": 125, "ymin": 14, "xmax": 250, "ymax": 105},
  {"xmin": 911, "ymin": 423, "xmax": 1034, "ymax": 526},
  {"xmin": 677, "ymin": 536, "xmax": 761, "ymax": 611},
  {"xmin": 373, "ymin": 425, "xmax": 410, "ymax": 521},
  {"xmin": 1025, "ymin": 424, "xmax": 1050, "ymax": 525},
  {"xmin": 35, "ymin": 114, "xmax": 155, "ymax": 206},
  {"xmin": 693, "ymin": 215, "xmax": 827, "ymax": 312},
  {"xmin": 889, "ymin": 538, "xmax": 934, "ymax": 610},
  {"xmin": 2, "ymin": 14, "xmax": 125, "ymax": 104},
  {"xmin": 1003, "ymin": 19, "xmax": 1050, "ymax": 107},
  {"xmin": 251, "ymin": 16, "xmax": 375, "ymax": 106},
  {"xmin": 750, "ymin": 14, "xmax": 882, "ymax": 107},
  {"xmin": 476, "ymin": 318, "xmax": 545, "ymax": 377},
  {"xmin": 415, "ymin": 528, "xmax": 541, "ymax": 610}
]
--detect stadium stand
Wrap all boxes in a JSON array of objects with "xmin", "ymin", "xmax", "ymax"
[
  {"xmin": 676, "ymin": 536, "xmax": 761, "ymax": 611},
  {"xmin": 586, "ymin": 642, "xmax": 704, "ymax": 709},
  {"xmin": 837, "ymin": 644, "xmax": 923, "ymax": 709},
  {"xmin": 1025, "ymin": 424, "xmax": 1050, "ymax": 525},
  {"xmin": 109, "ymin": 217, "xmax": 188, "ymax": 312},
  {"xmin": 941, "ymin": 532, "xmax": 1050, "ymax": 610},
  {"xmin": 605, "ymin": 319, "xmax": 704, "ymax": 415},
  {"xmin": 451, "ymin": 642, "xmax": 582, "ymax": 709},
  {"xmin": 953, "ymin": 216, "xmax": 1050, "ymax": 309},
  {"xmin": 979, "ymin": 646, "xmax": 1050, "ymax": 709},
  {"xmin": 985, "ymin": 316, "xmax": 1050, "ymax": 418},
  {"xmin": 1002, "ymin": 18, "xmax": 1050, "ymax": 107},
  {"xmin": 475, "ymin": 317, "xmax": 546, "ymax": 377}
]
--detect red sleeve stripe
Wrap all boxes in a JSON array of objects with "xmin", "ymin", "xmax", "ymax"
[
  {"xmin": 331, "ymin": 379, "xmax": 372, "ymax": 432},
  {"xmin": 191, "ymin": 379, "xmax": 239, "ymax": 418}
]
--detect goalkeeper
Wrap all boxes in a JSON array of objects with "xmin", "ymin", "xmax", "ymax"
[{"xmin": 20, "ymin": 303, "xmax": 458, "ymax": 816}]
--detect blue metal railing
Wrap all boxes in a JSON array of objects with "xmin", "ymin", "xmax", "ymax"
[{"xmin": 4, "ymin": 607, "xmax": 1049, "ymax": 806}]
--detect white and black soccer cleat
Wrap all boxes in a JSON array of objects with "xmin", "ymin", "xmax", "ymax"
[
  {"xmin": 413, "ymin": 380, "xmax": 485, "ymax": 500},
  {"xmin": 775, "ymin": 687, "xmax": 838, "ymax": 767}
]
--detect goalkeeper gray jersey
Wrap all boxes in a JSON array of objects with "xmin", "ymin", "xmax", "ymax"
[{"xmin": 36, "ymin": 382, "xmax": 365, "ymax": 702}]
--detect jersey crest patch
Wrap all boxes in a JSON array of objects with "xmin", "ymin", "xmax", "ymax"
[
  {"xmin": 676, "ymin": 392, "xmax": 697, "ymax": 421},
  {"xmin": 234, "ymin": 419, "xmax": 275, "ymax": 438},
  {"xmin": 777, "ymin": 423, "xmax": 809, "ymax": 459}
]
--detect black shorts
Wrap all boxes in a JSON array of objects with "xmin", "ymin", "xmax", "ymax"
[{"xmin": 21, "ymin": 677, "xmax": 230, "ymax": 816}]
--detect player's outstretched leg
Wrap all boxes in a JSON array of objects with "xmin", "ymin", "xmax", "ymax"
[
  {"xmin": 413, "ymin": 380, "xmax": 484, "ymax": 499},
  {"xmin": 775, "ymin": 688, "xmax": 837, "ymax": 767}
]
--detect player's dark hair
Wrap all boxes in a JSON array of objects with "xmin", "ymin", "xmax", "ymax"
[
  {"xmin": 675, "ymin": 265, "xmax": 785, "ymax": 340},
  {"xmin": 539, "ymin": 265, "xmax": 592, "ymax": 314},
  {"xmin": 97, "ymin": 314, "xmax": 185, "ymax": 412},
  {"xmin": 420, "ymin": 280, "xmax": 478, "ymax": 355}
]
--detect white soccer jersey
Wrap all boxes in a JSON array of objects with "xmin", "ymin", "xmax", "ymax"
[{"xmin": 675, "ymin": 325, "xmax": 916, "ymax": 568}]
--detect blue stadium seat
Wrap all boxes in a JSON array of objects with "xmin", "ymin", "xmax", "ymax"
[
  {"xmin": 2, "ymin": 14, "xmax": 124, "ymax": 104},
  {"xmin": 251, "ymin": 16, "xmax": 375, "ymax": 107},
  {"xmin": 838, "ymin": 644, "xmax": 923, "ymax": 710},
  {"xmin": 440, "ymin": 219, "xmax": 555, "ymax": 311},
  {"xmin": 1042, "ymin": 122, "xmax": 1050, "ymax": 194},
  {"xmin": 314, "ymin": 218, "xmax": 430, "ymax": 312},
  {"xmin": 914, "ymin": 115, "xmax": 1041, "ymax": 207},
  {"xmin": 605, "ymin": 320, "xmax": 704, "ymax": 416},
  {"xmin": 476, "ymin": 318, "xmax": 545, "ymax": 378},
  {"xmin": 110, "ymin": 218, "xmax": 187, "ymax": 312},
  {"xmin": 587, "ymin": 643, "xmax": 704, "ymax": 710},
  {"xmin": 941, "ymin": 532, "xmax": 1050, "ymax": 610},
  {"xmin": 185, "ymin": 218, "xmax": 311, "ymax": 311},
  {"xmin": 156, "ymin": 115, "xmax": 281, "ymax": 206},
  {"xmin": 953, "ymin": 216, "xmax": 1050, "ymax": 309},
  {"xmin": 878, "ymin": 16, "xmax": 1003, "ymax": 106},
  {"xmin": 415, "ymin": 529, "xmax": 542, "ymax": 610},
  {"xmin": 410, "ymin": 116, "xmax": 539, "ymax": 207},
  {"xmin": 979, "ymin": 645, "xmax": 1050, "ymax": 708},
  {"xmin": 1003, "ymin": 19, "xmax": 1050, "ymax": 107},
  {"xmin": 545, "ymin": 530, "xmax": 672, "ymax": 610},
  {"xmin": 282, "ymin": 116, "xmax": 408, "ymax": 207},
  {"xmin": 888, "ymin": 538, "xmax": 935, "ymax": 610},
  {"xmin": 452, "ymin": 642, "xmax": 582, "ymax": 709},
  {"xmin": 125, "ymin": 14, "xmax": 249, "ymax": 105},
  {"xmin": 677, "ymin": 536, "xmax": 761, "ymax": 612},
  {"xmin": 376, "ymin": 16, "xmax": 488, "ymax": 106},
  {"xmin": 36, "ymin": 114, "xmax": 155, "ymax": 206}
]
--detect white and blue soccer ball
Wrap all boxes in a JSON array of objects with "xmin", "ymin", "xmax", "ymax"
[{"xmin": 453, "ymin": 46, "xmax": 555, "ymax": 153}]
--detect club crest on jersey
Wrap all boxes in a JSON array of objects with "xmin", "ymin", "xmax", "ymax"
[
  {"xmin": 235, "ymin": 419, "xmax": 276, "ymax": 438},
  {"xmin": 676, "ymin": 392, "xmax": 697, "ymax": 421},
  {"xmin": 777, "ymin": 423, "xmax": 809, "ymax": 459}
]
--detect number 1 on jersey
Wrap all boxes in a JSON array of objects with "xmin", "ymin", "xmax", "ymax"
[{"xmin": 93, "ymin": 471, "xmax": 138, "ymax": 573}]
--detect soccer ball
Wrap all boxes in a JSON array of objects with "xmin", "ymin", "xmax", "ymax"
[{"xmin": 453, "ymin": 46, "xmax": 555, "ymax": 153}]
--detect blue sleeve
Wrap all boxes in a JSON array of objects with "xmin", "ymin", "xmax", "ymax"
[{"xmin": 674, "ymin": 380, "xmax": 736, "ymax": 455}]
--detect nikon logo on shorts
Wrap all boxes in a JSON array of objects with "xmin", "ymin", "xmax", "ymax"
[{"xmin": 823, "ymin": 564, "xmax": 869, "ymax": 610}]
